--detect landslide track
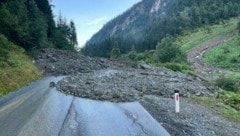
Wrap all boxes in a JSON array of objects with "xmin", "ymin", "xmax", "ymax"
[
  {"xmin": 187, "ymin": 30, "xmax": 238, "ymax": 80},
  {"xmin": 35, "ymin": 48, "xmax": 240, "ymax": 136}
]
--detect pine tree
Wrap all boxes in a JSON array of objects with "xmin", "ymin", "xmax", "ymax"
[
  {"xmin": 111, "ymin": 41, "xmax": 121, "ymax": 59},
  {"xmin": 26, "ymin": 0, "xmax": 48, "ymax": 49},
  {"xmin": 53, "ymin": 14, "xmax": 75, "ymax": 50},
  {"xmin": 0, "ymin": 4, "xmax": 19, "ymax": 42},
  {"xmin": 69, "ymin": 20, "xmax": 78, "ymax": 46},
  {"xmin": 35, "ymin": 0, "xmax": 56, "ymax": 40}
]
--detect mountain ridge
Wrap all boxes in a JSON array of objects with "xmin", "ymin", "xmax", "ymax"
[
  {"xmin": 86, "ymin": 0, "xmax": 172, "ymax": 45},
  {"xmin": 83, "ymin": 0, "xmax": 240, "ymax": 57}
]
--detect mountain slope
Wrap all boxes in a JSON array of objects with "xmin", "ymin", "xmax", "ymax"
[
  {"xmin": 0, "ymin": 0, "xmax": 78, "ymax": 96},
  {"xmin": 87, "ymin": 0, "xmax": 173, "ymax": 44},
  {"xmin": 0, "ymin": 0, "xmax": 77, "ymax": 50},
  {"xmin": 0, "ymin": 35, "xmax": 41, "ymax": 96},
  {"xmin": 83, "ymin": 0, "xmax": 240, "ymax": 57}
]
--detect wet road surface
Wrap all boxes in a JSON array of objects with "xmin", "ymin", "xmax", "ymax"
[{"xmin": 0, "ymin": 77, "xmax": 170, "ymax": 136}]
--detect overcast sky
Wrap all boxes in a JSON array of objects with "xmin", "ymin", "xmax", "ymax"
[{"xmin": 51, "ymin": 0, "xmax": 141, "ymax": 48}]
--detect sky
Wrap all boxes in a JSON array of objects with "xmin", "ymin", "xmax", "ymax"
[{"xmin": 51, "ymin": 0, "xmax": 141, "ymax": 48}]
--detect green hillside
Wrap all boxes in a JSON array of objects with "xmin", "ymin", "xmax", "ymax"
[
  {"xmin": 203, "ymin": 35, "xmax": 240, "ymax": 72},
  {"xmin": 83, "ymin": 0, "xmax": 240, "ymax": 58},
  {"xmin": 120, "ymin": 18, "xmax": 239, "ymax": 72},
  {"xmin": 172, "ymin": 17, "xmax": 240, "ymax": 120},
  {"xmin": 0, "ymin": 0, "xmax": 77, "ymax": 51},
  {"xmin": 0, "ymin": 35, "xmax": 42, "ymax": 96},
  {"xmin": 175, "ymin": 18, "xmax": 239, "ymax": 52},
  {"xmin": 0, "ymin": 0, "xmax": 79, "ymax": 96}
]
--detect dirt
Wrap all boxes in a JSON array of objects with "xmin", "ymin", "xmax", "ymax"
[
  {"xmin": 35, "ymin": 48, "xmax": 240, "ymax": 136},
  {"xmin": 187, "ymin": 30, "xmax": 238, "ymax": 80}
]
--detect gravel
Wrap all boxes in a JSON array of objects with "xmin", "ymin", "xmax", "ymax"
[
  {"xmin": 140, "ymin": 95, "xmax": 240, "ymax": 136},
  {"xmin": 35, "ymin": 48, "xmax": 240, "ymax": 136},
  {"xmin": 56, "ymin": 68, "xmax": 215, "ymax": 102}
]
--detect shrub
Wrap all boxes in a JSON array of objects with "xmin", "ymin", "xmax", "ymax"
[
  {"xmin": 215, "ymin": 76, "xmax": 239, "ymax": 92},
  {"xmin": 215, "ymin": 55, "xmax": 227, "ymax": 63},
  {"xmin": 230, "ymin": 55, "xmax": 240, "ymax": 63},
  {"xmin": 218, "ymin": 91, "xmax": 240, "ymax": 110},
  {"xmin": 127, "ymin": 50, "xmax": 137, "ymax": 61},
  {"xmin": 154, "ymin": 36, "xmax": 186, "ymax": 63},
  {"xmin": 0, "ymin": 35, "xmax": 11, "ymax": 67},
  {"xmin": 158, "ymin": 62, "xmax": 192, "ymax": 73},
  {"xmin": 163, "ymin": 63, "xmax": 182, "ymax": 72},
  {"xmin": 110, "ymin": 45, "xmax": 121, "ymax": 59}
]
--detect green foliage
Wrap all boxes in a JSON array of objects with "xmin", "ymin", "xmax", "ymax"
[
  {"xmin": 26, "ymin": 0, "xmax": 48, "ymax": 48},
  {"xmin": 218, "ymin": 91, "xmax": 240, "ymax": 110},
  {"xmin": 154, "ymin": 36, "xmax": 186, "ymax": 63},
  {"xmin": 215, "ymin": 75, "xmax": 240, "ymax": 92},
  {"xmin": 52, "ymin": 15, "xmax": 77, "ymax": 50},
  {"xmin": 110, "ymin": 42, "xmax": 121, "ymax": 59},
  {"xmin": 203, "ymin": 35, "xmax": 240, "ymax": 71},
  {"xmin": 237, "ymin": 20, "xmax": 240, "ymax": 32},
  {"xmin": 84, "ymin": 0, "xmax": 240, "ymax": 57},
  {"xmin": 175, "ymin": 18, "xmax": 239, "ymax": 52},
  {"xmin": 126, "ymin": 50, "xmax": 138, "ymax": 61},
  {"xmin": 194, "ymin": 95, "xmax": 240, "ymax": 122},
  {"xmin": 0, "ymin": 0, "xmax": 78, "ymax": 51},
  {"xmin": 69, "ymin": 21, "xmax": 78, "ymax": 46},
  {"xmin": 82, "ymin": 38, "xmax": 126, "ymax": 58},
  {"xmin": 0, "ymin": 4, "xmax": 20, "ymax": 44},
  {"xmin": 222, "ymin": 109, "xmax": 240, "ymax": 122},
  {"xmin": 159, "ymin": 63, "xmax": 192, "ymax": 73},
  {"xmin": 121, "ymin": 50, "xmax": 155, "ymax": 63},
  {"xmin": 0, "ymin": 35, "xmax": 10, "ymax": 66},
  {"xmin": 0, "ymin": 34, "xmax": 42, "ymax": 96}
]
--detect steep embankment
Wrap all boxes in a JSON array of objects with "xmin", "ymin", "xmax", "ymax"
[{"xmin": 0, "ymin": 35, "xmax": 42, "ymax": 96}]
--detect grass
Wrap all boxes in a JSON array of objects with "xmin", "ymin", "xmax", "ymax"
[
  {"xmin": 120, "ymin": 18, "xmax": 239, "ymax": 74},
  {"xmin": 121, "ymin": 50, "xmax": 192, "ymax": 73},
  {"xmin": 215, "ymin": 74, "xmax": 240, "ymax": 92},
  {"xmin": 174, "ymin": 17, "xmax": 239, "ymax": 52},
  {"xmin": 0, "ymin": 35, "xmax": 42, "ymax": 97},
  {"xmin": 203, "ymin": 35, "xmax": 240, "ymax": 72},
  {"xmin": 176, "ymin": 17, "xmax": 240, "ymax": 122},
  {"xmin": 193, "ymin": 92, "xmax": 240, "ymax": 122}
]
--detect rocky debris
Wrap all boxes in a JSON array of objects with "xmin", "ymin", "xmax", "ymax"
[
  {"xmin": 35, "ymin": 48, "xmax": 240, "ymax": 136},
  {"xmin": 35, "ymin": 48, "xmax": 107, "ymax": 75},
  {"xmin": 56, "ymin": 68, "xmax": 215, "ymax": 102},
  {"xmin": 34, "ymin": 48, "xmax": 215, "ymax": 102},
  {"xmin": 140, "ymin": 95, "xmax": 240, "ymax": 136},
  {"xmin": 35, "ymin": 48, "xmax": 138, "ymax": 75},
  {"xmin": 49, "ymin": 81, "xmax": 56, "ymax": 88}
]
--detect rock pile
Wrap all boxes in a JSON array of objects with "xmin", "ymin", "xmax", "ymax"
[
  {"xmin": 35, "ymin": 48, "xmax": 108, "ymax": 75},
  {"xmin": 35, "ymin": 48, "xmax": 215, "ymax": 102},
  {"xmin": 57, "ymin": 68, "xmax": 215, "ymax": 102}
]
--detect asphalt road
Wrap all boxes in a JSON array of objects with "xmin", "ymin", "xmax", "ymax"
[{"xmin": 0, "ymin": 77, "xmax": 170, "ymax": 136}]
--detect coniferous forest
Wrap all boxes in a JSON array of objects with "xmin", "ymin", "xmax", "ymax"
[
  {"xmin": 83, "ymin": 0, "xmax": 240, "ymax": 58},
  {"xmin": 0, "ymin": 0, "xmax": 78, "ymax": 51}
]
